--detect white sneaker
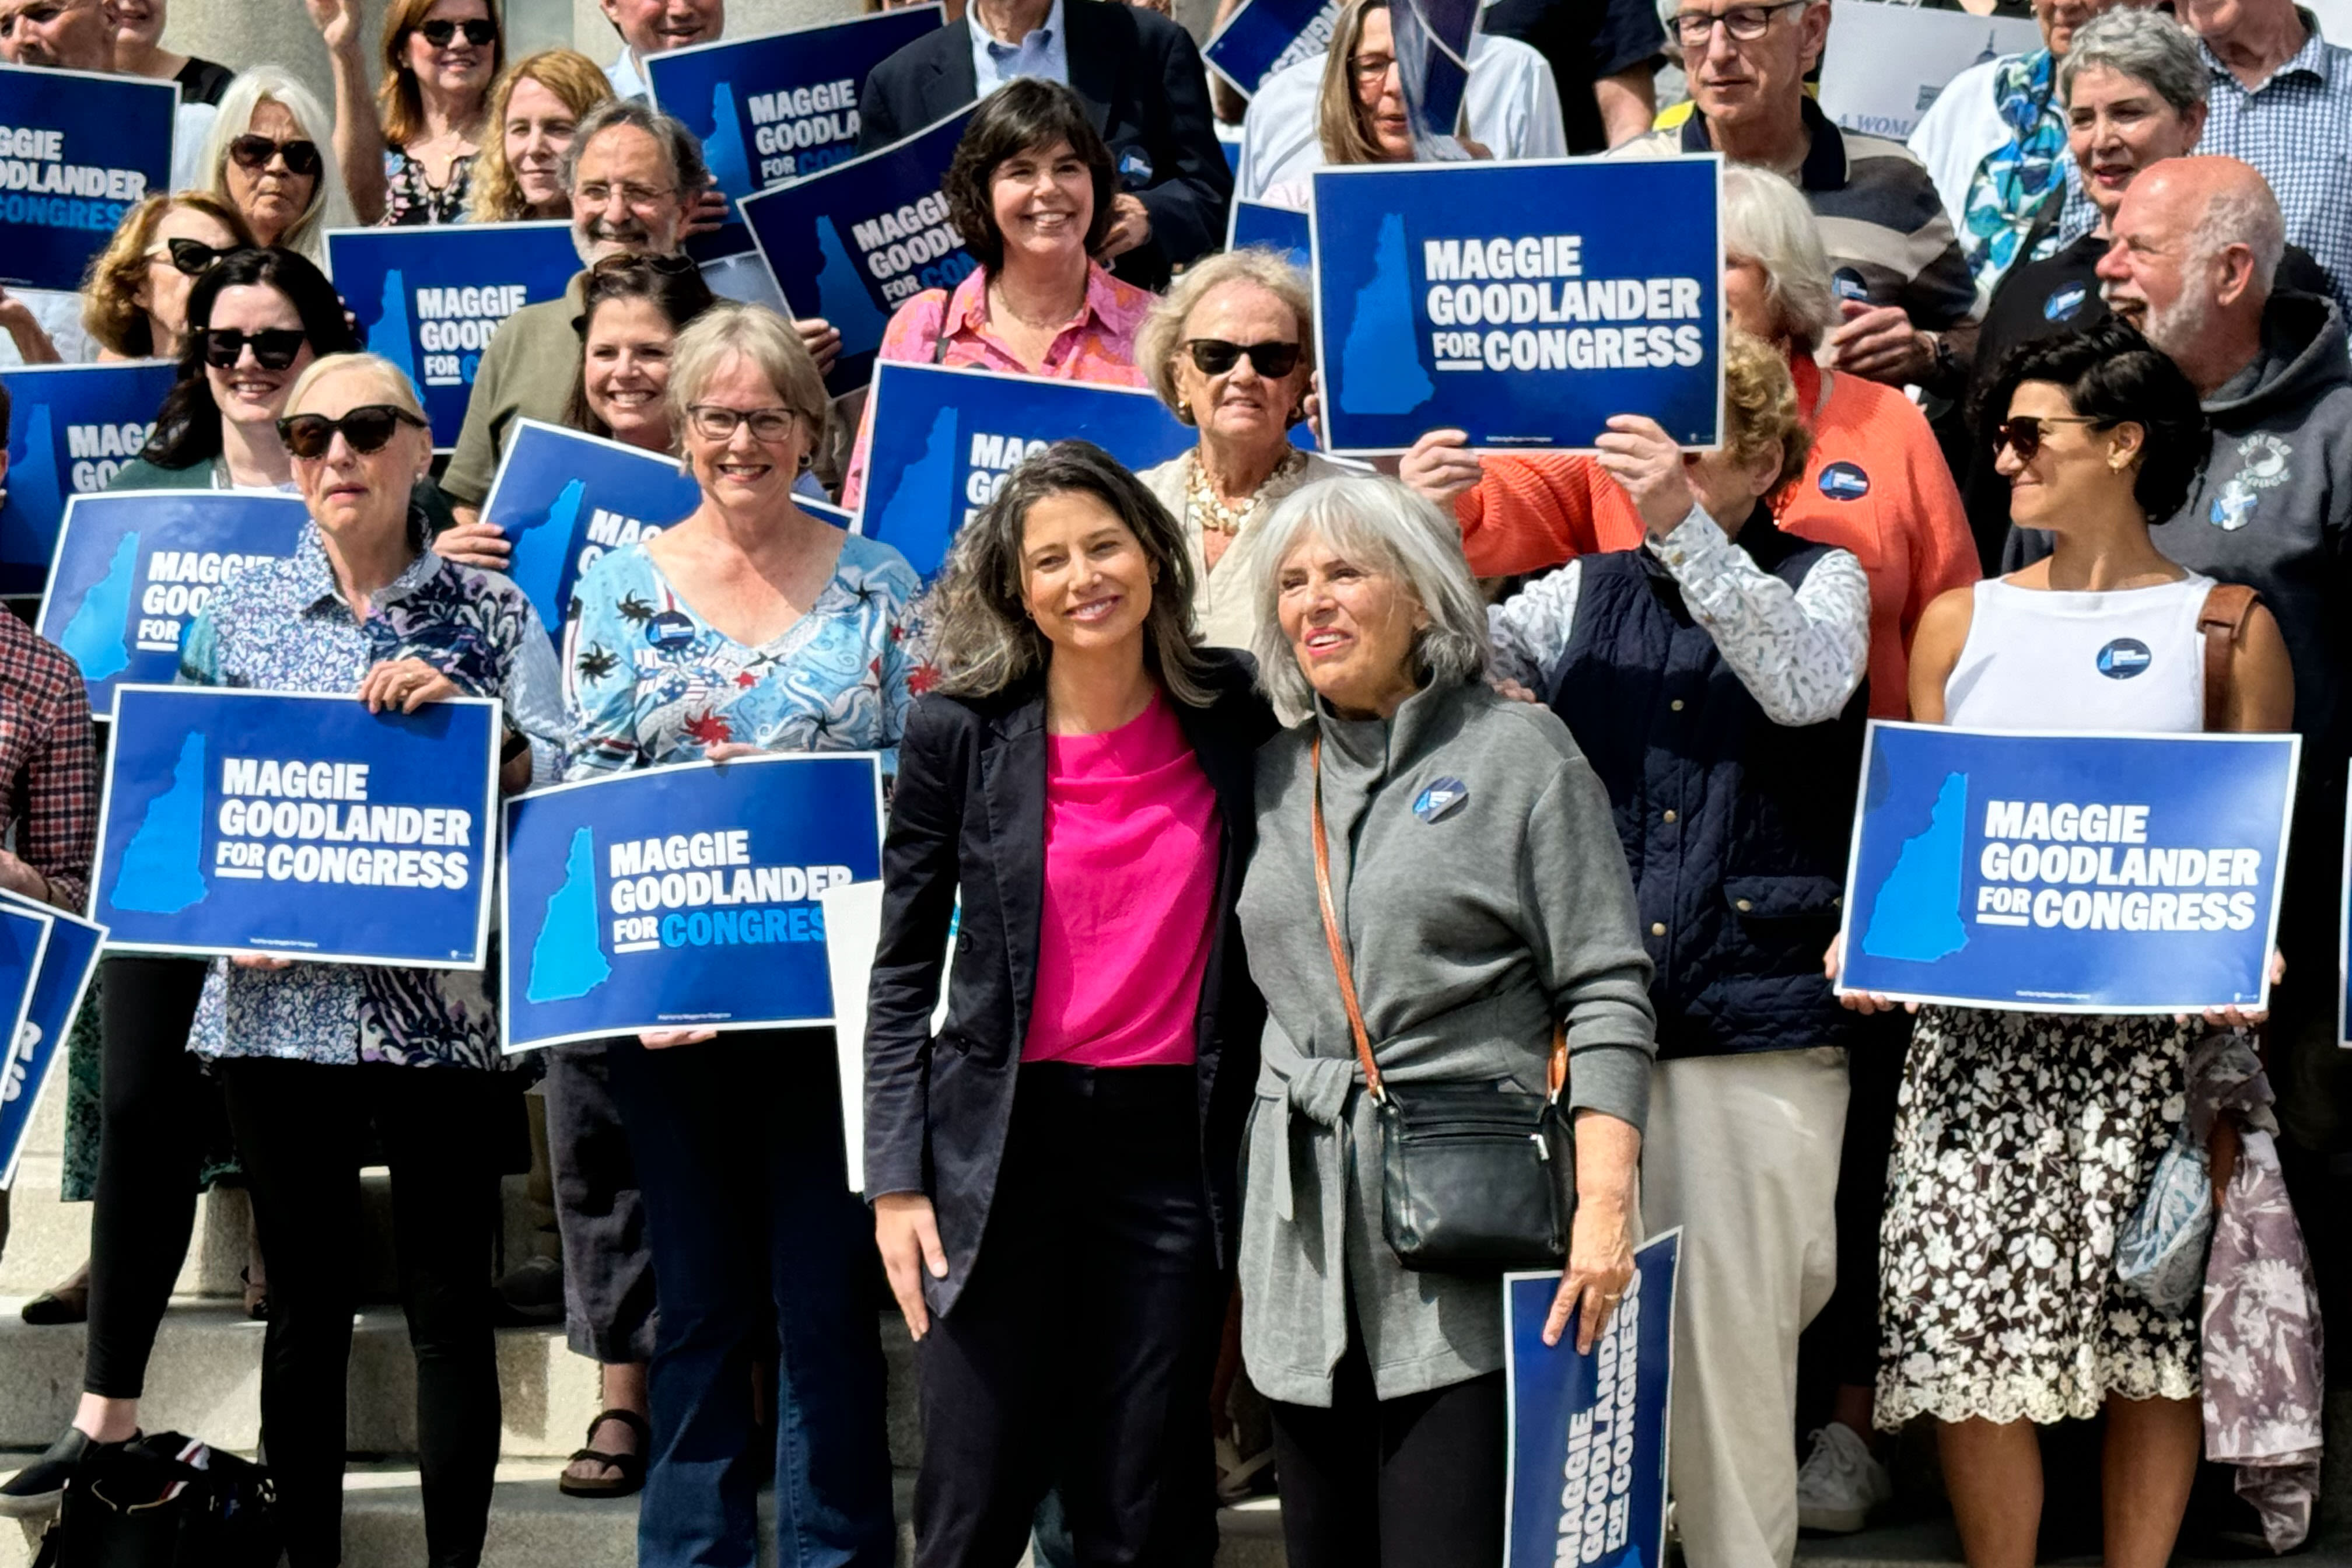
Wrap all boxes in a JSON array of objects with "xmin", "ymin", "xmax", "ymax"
[{"xmin": 1796, "ymin": 1423, "xmax": 1891, "ymax": 1534}]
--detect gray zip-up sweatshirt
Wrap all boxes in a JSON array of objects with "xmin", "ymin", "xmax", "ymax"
[{"xmin": 1235, "ymin": 678, "xmax": 1657, "ymax": 1406}]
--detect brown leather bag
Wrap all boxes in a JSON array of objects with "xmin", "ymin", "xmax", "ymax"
[{"xmin": 2198, "ymin": 582, "xmax": 2258, "ymax": 734}]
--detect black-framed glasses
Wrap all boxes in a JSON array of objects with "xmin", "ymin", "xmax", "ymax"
[
  {"xmin": 202, "ymin": 327, "xmax": 308, "ymax": 370},
  {"xmin": 276, "ymin": 404, "xmax": 429, "ymax": 459},
  {"xmin": 418, "ymin": 16, "xmax": 496, "ymax": 46},
  {"xmin": 1185, "ymin": 338, "xmax": 1303, "ymax": 378},
  {"xmin": 152, "ymin": 236, "xmax": 239, "ymax": 277},
  {"xmin": 687, "ymin": 404, "xmax": 801, "ymax": 443},
  {"xmin": 1992, "ymin": 414, "xmax": 2102, "ymax": 464},
  {"xmin": 1670, "ymin": 0, "xmax": 1809, "ymax": 45},
  {"xmin": 228, "ymin": 135, "xmax": 323, "ymax": 177}
]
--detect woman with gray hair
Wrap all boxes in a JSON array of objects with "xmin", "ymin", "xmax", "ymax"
[
  {"xmin": 1134, "ymin": 247, "xmax": 1350, "ymax": 648},
  {"xmin": 1233, "ymin": 473, "xmax": 1654, "ymax": 1568},
  {"xmin": 201, "ymin": 70, "xmax": 359, "ymax": 262},
  {"xmin": 867, "ymin": 441, "xmax": 1275, "ymax": 1564}
]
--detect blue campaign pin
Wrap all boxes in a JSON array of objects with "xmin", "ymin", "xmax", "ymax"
[
  {"xmin": 646, "ymin": 609, "xmax": 697, "ymax": 649},
  {"xmin": 1413, "ymin": 776, "xmax": 1469, "ymax": 824},
  {"xmin": 1831, "ymin": 267, "xmax": 1870, "ymax": 303},
  {"xmin": 1817, "ymin": 461, "xmax": 1871, "ymax": 501},
  {"xmin": 2044, "ymin": 282, "xmax": 2088, "ymax": 321},
  {"xmin": 2096, "ymin": 637, "xmax": 2151, "ymax": 679},
  {"xmin": 1117, "ymin": 146, "xmax": 1153, "ymax": 188}
]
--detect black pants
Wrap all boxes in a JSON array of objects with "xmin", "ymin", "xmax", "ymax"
[
  {"xmin": 543, "ymin": 1040, "xmax": 656, "ymax": 1364},
  {"xmin": 83, "ymin": 956, "xmax": 209, "ymax": 1399},
  {"xmin": 1267, "ymin": 1332, "xmax": 1506, "ymax": 1568},
  {"xmin": 218, "ymin": 1059, "xmax": 504, "ymax": 1568},
  {"xmin": 915, "ymin": 1063, "xmax": 1223, "ymax": 1568}
]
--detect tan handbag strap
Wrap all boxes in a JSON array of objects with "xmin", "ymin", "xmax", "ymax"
[{"xmin": 2200, "ymin": 583, "xmax": 2258, "ymax": 733}]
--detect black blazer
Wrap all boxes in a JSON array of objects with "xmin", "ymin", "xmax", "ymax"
[
  {"xmin": 864, "ymin": 649, "xmax": 1276, "ymax": 1314},
  {"xmin": 855, "ymin": 0, "xmax": 1234, "ymax": 291}
]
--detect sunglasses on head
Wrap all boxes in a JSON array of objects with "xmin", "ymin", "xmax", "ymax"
[
  {"xmin": 203, "ymin": 327, "xmax": 308, "ymax": 371},
  {"xmin": 276, "ymin": 405, "xmax": 429, "ymax": 460},
  {"xmin": 1184, "ymin": 338, "xmax": 1303, "ymax": 378},
  {"xmin": 1992, "ymin": 414, "xmax": 2102, "ymax": 464},
  {"xmin": 228, "ymin": 134, "xmax": 323, "ymax": 177},
  {"xmin": 589, "ymin": 251, "xmax": 698, "ymax": 278},
  {"xmin": 418, "ymin": 16, "xmax": 496, "ymax": 47},
  {"xmin": 154, "ymin": 236, "xmax": 240, "ymax": 277}
]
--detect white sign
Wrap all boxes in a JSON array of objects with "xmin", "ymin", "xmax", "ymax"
[{"xmin": 1818, "ymin": 1, "xmax": 2044, "ymax": 143}]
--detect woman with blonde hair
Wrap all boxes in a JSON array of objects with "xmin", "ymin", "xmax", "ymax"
[
  {"xmin": 306, "ymin": 0, "xmax": 502, "ymax": 225},
  {"xmin": 201, "ymin": 72, "xmax": 356, "ymax": 262},
  {"xmin": 79, "ymin": 192, "xmax": 254, "ymax": 361},
  {"xmin": 467, "ymin": 48, "xmax": 612, "ymax": 223}
]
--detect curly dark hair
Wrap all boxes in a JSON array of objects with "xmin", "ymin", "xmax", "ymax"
[
  {"xmin": 141, "ymin": 248, "xmax": 359, "ymax": 472},
  {"xmin": 1974, "ymin": 318, "xmax": 2209, "ymax": 525},
  {"xmin": 561, "ymin": 252, "xmax": 718, "ymax": 440},
  {"xmin": 943, "ymin": 78, "xmax": 1116, "ymax": 275}
]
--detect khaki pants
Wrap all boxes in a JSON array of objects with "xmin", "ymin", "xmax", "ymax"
[{"xmin": 1642, "ymin": 1046, "xmax": 1849, "ymax": 1568}]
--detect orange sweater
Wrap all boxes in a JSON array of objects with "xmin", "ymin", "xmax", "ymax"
[{"xmin": 1453, "ymin": 356, "xmax": 1979, "ymax": 718}]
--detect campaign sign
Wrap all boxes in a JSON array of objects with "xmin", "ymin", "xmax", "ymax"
[
  {"xmin": 326, "ymin": 222, "xmax": 583, "ymax": 449},
  {"xmin": 646, "ymin": 7, "xmax": 944, "ymax": 261},
  {"xmin": 0, "ymin": 893, "xmax": 100, "ymax": 1190},
  {"xmin": 1391, "ymin": 0, "xmax": 1479, "ymax": 141},
  {"xmin": 1504, "ymin": 1231, "xmax": 1680, "ymax": 1568},
  {"xmin": 0, "ymin": 64, "xmax": 176, "ymax": 292},
  {"xmin": 1840, "ymin": 723, "xmax": 2300, "ymax": 1014},
  {"xmin": 0, "ymin": 360, "xmax": 179, "ymax": 596},
  {"xmin": 94, "ymin": 686, "xmax": 501, "ymax": 968},
  {"xmin": 741, "ymin": 108, "xmax": 976, "ymax": 397},
  {"xmin": 1229, "ymin": 198, "xmax": 1312, "ymax": 271},
  {"xmin": 1311, "ymin": 159, "xmax": 1724, "ymax": 454},
  {"xmin": 481, "ymin": 420, "xmax": 701, "ymax": 643},
  {"xmin": 500, "ymin": 752, "xmax": 884, "ymax": 1052},
  {"xmin": 1818, "ymin": 2, "xmax": 2042, "ymax": 142},
  {"xmin": 858, "ymin": 362, "xmax": 1194, "ymax": 579},
  {"xmin": 1205, "ymin": 0, "xmax": 1345, "ymax": 96},
  {"xmin": 37, "ymin": 492, "xmax": 312, "ymax": 718}
]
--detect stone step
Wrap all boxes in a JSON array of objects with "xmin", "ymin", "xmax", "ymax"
[{"xmin": 1795, "ymin": 1519, "xmax": 2352, "ymax": 1566}]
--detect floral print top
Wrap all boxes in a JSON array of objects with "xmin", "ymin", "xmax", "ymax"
[
  {"xmin": 179, "ymin": 523, "xmax": 566, "ymax": 1070},
  {"xmin": 562, "ymin": 529, "xmax": 923, "ymax": 780},
  {"xmin": 380, "ymin": 146, "xmax": 477, "ymax": 227}
]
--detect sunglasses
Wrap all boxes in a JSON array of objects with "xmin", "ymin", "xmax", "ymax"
[
  {"xmin": 589, "ymin": 251, "xmax": 699, "ymax": 278},
  {"xmin": 417, "ymin": 16, "xmax": 497, "ymax": 47},
  {"xmin": 202, "ymin": 327, "xmax": 309, "ymax": 370},
  {"xmin": 1992, "ymin": 414, "xmax": 2102, "ymax": 464},
  {"xmin": 152, "ymin": 236, "xmax": 239, "ymax": 277},
  {"xmin": 1184, "ymin": 338, "xmax": 1303, "ymax": 378},
  {"xmin": 276, "ymin": 405, "xmax": 430, "ymax": 460},
  {"xmin": 228, "ymin": 135, "xmax": 323, "ymax": 177}
]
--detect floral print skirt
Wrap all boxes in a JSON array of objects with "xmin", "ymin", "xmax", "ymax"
[{"xmin": 1875, "ymin": 1006, "xmax": 2200, "ymax": 1429}]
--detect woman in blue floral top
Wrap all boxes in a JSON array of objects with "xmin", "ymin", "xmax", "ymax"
[
  {"xmin": 177, "ymin": 352, "xmax": 562, "ymax": 1568},
  {"xmin": 559, "ymin": 302, "xmax": 909, "ymax": 1568}
]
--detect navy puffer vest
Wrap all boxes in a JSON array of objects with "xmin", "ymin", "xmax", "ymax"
[{"xmin": 1545, "ymin": 516, "xmax": 1868, "ymax": 1059}]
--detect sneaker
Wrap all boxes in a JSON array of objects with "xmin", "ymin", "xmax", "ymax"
[
  {"xmin": 0, "ymin": 1427, "xmax": 124, "ymax": 1519},
  {"xmin": 1796, "ymin": 1423, "xmax": 1892, "ymax": 1534}
]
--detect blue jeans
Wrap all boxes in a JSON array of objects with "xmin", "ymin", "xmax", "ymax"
[{"xmin": 613, "ymin": 1031, "xmax": 894, "ymax": 1568}]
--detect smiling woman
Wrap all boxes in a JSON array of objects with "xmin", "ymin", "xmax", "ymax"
[
  {"xmin": 307, "ymin": 0, "xmax": 503, "ymax": 226},
  {"xmin": 468, "ymin": 48, "xmax": 614, "ymax": 222}
]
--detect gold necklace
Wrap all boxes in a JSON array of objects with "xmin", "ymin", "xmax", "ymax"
[{"xmin": 1188, "ymin": 448, "xmax": 1304, "ymax": 537}]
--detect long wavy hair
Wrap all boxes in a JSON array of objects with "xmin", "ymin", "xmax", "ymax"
[
  {"xmin": 140, "ymin": 248, "xmax": 359, "ymax": 472},
  {"xmin": 380, "ymin": 0, "xmax": 505, "ymax": 149},
  {"xmin": 466, "ymin": 47, "xmax": 611, "ymax": 222}
]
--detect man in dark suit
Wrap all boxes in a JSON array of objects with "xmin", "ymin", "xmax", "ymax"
[{"xmin": 856, "ymin": 0, "xmax": 1233, "ymax": 291}]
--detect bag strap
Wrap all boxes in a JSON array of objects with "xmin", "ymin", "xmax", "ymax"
[{"xmin": 2199, "ymin": 583, "xmax": 2258, "ymax": 733}]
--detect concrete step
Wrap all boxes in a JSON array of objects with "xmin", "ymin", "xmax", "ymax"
[{"xmin": 1795, "ymin": 1518, "xmax": 2352, "ymax": 1565}]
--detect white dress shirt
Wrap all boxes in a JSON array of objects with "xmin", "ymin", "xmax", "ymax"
[{"xmin": 970, "ymin": 0, "xmax": 1071, "ymax": 94}]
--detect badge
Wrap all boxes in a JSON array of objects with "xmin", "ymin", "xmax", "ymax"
[
  {"xmin": 2210, "ymin": 482, "xmax": 2259, "ymax": 531},
  {"xmin": 1117, "ymin": 146, "xmax": 1153, "ymax": 189},
  {"xmin": 1817, "ymin": 461, "xmax": 1871, "ymax": 501},
  {"xmin": 2043, "ymin": 283, "xmax": 2087, "ymax": 321},
  {"xmin": 646, "ymin": 609, "xmax": 697, "ymax": 649},
  {"xmin": 2096, "ymin": 637, "xmax": 2151, "ymax": 678},
  {"xmin": 1413, "ymin": 776, "xmax": 1469, "ymax": 824},
  {"xmin": 1831, "ymin": 267, "xmax": 1870, "ymax": 303}
]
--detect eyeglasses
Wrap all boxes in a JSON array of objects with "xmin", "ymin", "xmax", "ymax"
[
  {"xmin": 228, "ymin": 135, "xmax": 323, "ymax": 178},
  {"xmin": 150, "ymin": 236, "xmax": 238, "ymax": 277},
  {"xmin": 202, "ymin": 327, "xmax": 308, "ymax": 370},
  {"xmin": 578, "ymin": 181, "xmax": 676, "ymax": 211},
  {"xmin": 1671, "ymin": 0, "xmax": 1809, "ymax": 46},
  {"xmin": 1184, "ymin": 338, "xmax": 1304, "ymax": 378},
  {"xmin": 417, "ymin": 16, "xmax": 496, "ymax": 47},
  {"xmin": 276, "ymin": 404, "xmax": 429, "ymax": 459},
  {"xmin": 687, "ymin": 404, "xmax": 801, "ymax": 444},
  {"xmin": 1349, "ymin": 50, "xmax": 1396, "ymax": 86},
  {"xmin": 1992, "ymin": 414, "xmax": 2103, "ymax": 464}
]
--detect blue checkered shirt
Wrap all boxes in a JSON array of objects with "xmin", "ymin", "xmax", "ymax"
[{"xmin": 2196, "ymin": 10, "xmax": 2352, "ymax": 322}]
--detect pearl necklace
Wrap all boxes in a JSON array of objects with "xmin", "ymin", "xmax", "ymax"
[{"xmin": 1188, "ymin": 447, "xmax": 1306, "ymax": 537}]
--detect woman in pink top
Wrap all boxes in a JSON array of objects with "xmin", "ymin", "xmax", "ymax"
[
  {"xmin": 839, "ymin": 79, "xmax": 1154, "ymax": 510},
  {"xmin": 865, "ymin": 442, "xmax": 1276, "ymax": 1566}
]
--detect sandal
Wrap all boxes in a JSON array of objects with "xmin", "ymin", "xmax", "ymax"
[{"xmin": 558, "ymin": 1409, "xmax": 649, "ymax": 1499}]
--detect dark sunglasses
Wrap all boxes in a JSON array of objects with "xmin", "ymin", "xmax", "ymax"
[
  {"xmin": 1184, "ymin": 338, "xmax": 1303, "ymax": 378},
  {"xmin": 202, "ymin": 327, "xmax": 309, "ymax": 371},
  {"xmin": 1992, "ymin": 414, "xmax": 2101, "ymax": 464},
  {"xmin": 156, "ymin": 236, "xmax": 239, "ymax": 277},
  {"xmin": 589, "ymin": 250, "xmax": 699, "ymax": 278},
  {"xmin": 418, "ymin": 17, "xmax": 497, "ymax": 47},
  {"xmin": 228, "ymin": 135, "xmax": 324, "ymax": 177},
  {"xmin": 276, "ymin": 405, "xmax": 430, "ymax": 460}
]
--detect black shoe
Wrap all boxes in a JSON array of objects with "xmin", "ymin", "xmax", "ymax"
[{"xmin": 0, "ymin": 1427, "xmax": 125, "ymax": 1519}]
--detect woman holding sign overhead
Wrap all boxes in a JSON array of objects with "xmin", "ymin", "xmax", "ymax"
[
  {"xmin": 564, "ymin": 302, "xmax": 911, "ymax": 1568},
  {"xmin": 1837, "ymin": 321, "xmax": 2292, "ymax": 1568}
]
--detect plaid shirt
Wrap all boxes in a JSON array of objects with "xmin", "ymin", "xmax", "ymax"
[
  {"xmin": 2197, "ymin": 12, "xmax": 2352, "ymax": 323},
  {"xmin": 0, "ymin": 613, "xmax": 96, "ymax": 913}
]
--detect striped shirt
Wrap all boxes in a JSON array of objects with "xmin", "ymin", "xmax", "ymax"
[{"xmin": 2194, "ymin": 10, "xmax": 2352, "ymax": 323}]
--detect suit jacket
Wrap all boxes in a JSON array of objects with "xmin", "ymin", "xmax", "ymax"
[
  {"xmin": 855, "ymin": 0, "xmax": 1233, "ymax": 290},
  {"xmin": 864, "ymin": 649, "xmax": 1276, "ymax": 1314}
]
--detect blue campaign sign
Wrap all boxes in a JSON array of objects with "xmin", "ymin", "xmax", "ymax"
[
  {"xmin": 37, "ymin": 492, "xmax": 312, "ymax": 718},
  {"xmin": 1312, "ymin": 158, "xmax": 1724, "ymax": 455},
  {"xmin": 481, "ymin": 419, "xmax": 701, "ymax": 643},
  {"xmin": 0, "ymin": 64, "xmax": 177, "ymax": 292},
  {"xmin": 741, "ymin": 107, "xmax": 976, "ymax": 397},
  {"xmin": 501, "ymin": 752, "xmax": 884, "ymax": 1052},
  {"xmin": 646, "ymin": 6, "xmax": 944, "ymax": 261},
  {"xmin": 0, "ymin": 892, "xmax": 99, "ymax": 1190},
  {"xmin": 0, "ymin": 360, "xmax": 180, "ymax": 596},
  {"xmin": 325, "ymin": 222, "xmax": 583, "ymax": 449},
  {"xmin": 857, "ymin": 362, "xmax": 1194, "ymax": 579},
  {"xmin": 1504, "ymin": 1231, "xmax": 1680, "ymax": 1568},
  {"xmin": 1205, "ymin": 0, "xmax": 1345, "ymax": 96},
  {"xmin": 94, "ymin": 686, "xmax": 501, "ymax": 968},
  {"xmin": 1391, "ymin": 0, "xmax": 1480, "ymax": 141},
  {"xmin": 1840, "ymin": 722, "xmax": 2301, "ymax": 1013},
  {"xmin": 1228, "ymin": 198, "xmax": 1312, "ymax": 271}
]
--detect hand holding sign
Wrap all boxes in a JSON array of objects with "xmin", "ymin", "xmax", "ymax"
[{"xmin": 1595, "ymin": 414, "xmax": 1701, "ymax": 537}]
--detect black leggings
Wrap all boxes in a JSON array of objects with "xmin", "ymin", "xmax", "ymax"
[
  {"xmin": 217, "ymin": 1059, "xmax": 504, "ymax": 1568},
  {"xmin": 83, "ymin": 956, "xmax": 210, "ymax": 1399}
]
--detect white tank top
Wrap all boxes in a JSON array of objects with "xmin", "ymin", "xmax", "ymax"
[{"xmin": 1944, "ymin": 573, "xmax": 2215, "ymax": 734}]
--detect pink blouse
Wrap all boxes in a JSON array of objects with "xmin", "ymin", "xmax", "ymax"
[{"xmin": 1023, "ymin": 691, "xmax": 1220, "ymax": 1068}]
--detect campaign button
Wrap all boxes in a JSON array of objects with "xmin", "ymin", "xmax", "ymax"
[
  {"xmin": 646, "ymin": 610, "xmax": 697, "ymax": 649},
  {"xmin": 1818, "ymin": 461, "xmax": 1871, "ymax": 501},
  {"xmin": 2044, "ymin": 282, "xmax": 2088, "ymax": 321},
  {"xmin": 1413, "ymin": 776, "xmax": 1468, "ymax": 823},
  {"xmin": 2096, "ymin": 637, "xmax": 2151, "ymax": 678}
]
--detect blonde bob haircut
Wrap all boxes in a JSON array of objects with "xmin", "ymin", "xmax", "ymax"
[
  {"xmin": 468, "ymin": 48, "xmax": 612, "ymax": 222},
  {"xmin": 1135, "ymin": 247, "xmax": 1315, "ymax": 421},
  {"xmin": 1720, "ymin": 165, "xmax": 1839, "ymax": 354},
  {"xmin": 202, "ymin": 72, "xmax": 357, "ymax": 264},
  {"xmin": 284, "ymin": 352, "xmax": 432, "ymax": 425},
  {"xmin": 1318, "ymin": 0, "xmax": 1394, "ymax": 166},
  {"xmin": 79, "ymin": 191, "xmax": 255, "ymax": 358},
  {"xmin": 666, "ymin": 303, "xmax": 832, "ymax": 452},
  {"xmin": 380, "ymin": 0, "xmax": 505, "ymax": 150},
  {"xmin": 1240, "ymin": 474, "xmax": 1489, "ymax": 724},
  {"xmin": 1720, "ymin": 328, "xmax": 1811, "ymax": 494}
]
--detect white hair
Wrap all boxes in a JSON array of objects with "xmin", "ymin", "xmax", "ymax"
[
  {"xmin": 2192, "ymin": 177, "xmax": 2286, "ymax": 299},
  {"xmin": 202, "ymin": 69, "xmax": 356, "ymax": 265},
  {"xmin": 1721, "ymin": 164, "xmax": 1839, "ymax": 352}
]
